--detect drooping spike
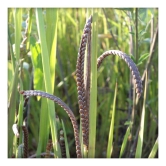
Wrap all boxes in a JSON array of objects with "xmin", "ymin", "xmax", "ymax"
[{"xmin": 97, "ymin": 50, "xmax": 143, "ymax": 97}]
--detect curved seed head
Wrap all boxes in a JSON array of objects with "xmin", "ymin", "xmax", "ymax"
[{"xmin": 97, "ymin": 50, "xmax": 143, "ymax": 97}]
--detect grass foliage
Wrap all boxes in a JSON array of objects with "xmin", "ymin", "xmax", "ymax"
[{"xmin": 8, "ymin": 8, "xmax": 158, "ymax": 158}]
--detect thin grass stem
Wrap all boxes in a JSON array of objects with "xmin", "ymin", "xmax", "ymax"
[
  {"xmin": 135, "ymin": 71, "xmax": 147, "ymax": 157},
  {"xmin": 106, "ymin": 82, "xmax": 118, "ymax": 158},
  {"xmin": 88, "ymin": 10, "xmax": 98, "ymax": 158}
]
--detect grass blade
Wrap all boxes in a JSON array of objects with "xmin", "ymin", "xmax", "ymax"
[
  {"xmin": 17, "ymin": 80, "xmax": 24, "ymax": 146},
  {"xmin": 36, "ymin": 96, "xmax": 50, "ymax": 157},
  {"xmin": 119, "ymin": 123, "xmax": 131, "ymax": 158},
  {"xmin": 14, "ymin": 8, "xmax": 22, "ymax": 62},
  {"xmin": 88, "ymin": 9, "xmax": 98, "ymax": 158},
  {"xmin": 36, "ymin": 9, "xmax": 58, "ymax": 156},
  {"xmin": 46, "ymin": 8, "xmax": 58, "ymax": 91},
  {"xmin": 148, "ymin": 137, "xmax": 158, "ymax": 158},
  {"xmin": 36, "ymin": 8, "xmax": 59, "ymax": 157},
  {"xmin": 8, "ymin": 8, "xmax": 22, "ymax": 157},
  {"xmin": 8, "ymin": 64, "xmax": 19, "ymax": 157},
  {"xmin": 26, "ymin": 8, "xmax": 33, "ymax": 50},
  {"xmin": 30, "ymin": 36, "xmax": 43, "ymax": 92},
  {"xmin": 135, "ymin": 71, "xmax": 147, "ymax": 157},
  {"xmin": 30, "ymin": 33, "xmax": 48, "ymax": 156},
  {"xmin": 106, "ymin": 82, "xmax": 118, "ymax": 158}
]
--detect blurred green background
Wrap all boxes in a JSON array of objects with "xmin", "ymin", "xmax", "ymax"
[{"xmin": 8, "ymin": 8, "xmax": 158, "ymax": 158}]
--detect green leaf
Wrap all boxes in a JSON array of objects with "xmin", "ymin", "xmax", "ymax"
[
  {"xmin": 148, "ymin": 137, "xmax": 158, "ymax": 158},
  {"xmin": 124, "ymin": 120, "xmax": 133, "ymax": 126},
  {"xmin": 66, "ymin": 13, "xmax": 77, "ymax": 27},
  {"xmin": 30, "ymin": 36, "xmax": 43, "ymax": 92},
  {"xmin": 137, "ymin": 53, "xmax": 150, "ymax": 66},
  {"xmin": 119, "ymin": 125, "xmax": 131, "ymax": 158},
  {"xmin": 26, "ymin": 8, "xmax": 33, "ymax": 50},
  {"xmin": 107, "ymin": 19, "xmax": 119, "ymax": 28},
  {"xmin": 88, "ymin": 9, "xmax": 98, "ymax": 158},
  {"xmin": 8, "ymin": 64, "xmax": 19, "ymax": 157},
  {"xmin": 138, "ymin": 8, "xmax": 147, "ymax": 23},
  {"xmin": 8, "ymin": 62, "xmax": 13, "ymax": 97},
  {"xmin": 16, "ymin": 144, "xmax": 24, "ymax": 158},
  {"xmin": 139, "ymin": 29, "xmax": 146, "ymax": 36},
  {"xmin": 36, "ymin": 8, "xmax": 59, "ymax": 157},
  {"xmin": 106, "ymin": 82, "xmax": 118, "ymax": 158},
  {"xmin": 36, "ymin": 95, "xmax": 49, "ymax": 157},
  {"xmin": 14, "ymin": 8, "xmax": 22, "ymax": 62},
  {"xmin": 135, "ymin": 71, "xmax": 147, "ymax": 158},
  {"xmin": 17, "ymin": 80, "xmax": 24, "ymax": 146},
  {"xmin": 45, "ymin": 8, "xmax": 58, "ymax": 92}
]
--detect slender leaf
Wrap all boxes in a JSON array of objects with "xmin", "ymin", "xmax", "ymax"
[
  {"xmin": 26, "ymin": 8, "xmax": 33, "ymax": 50},
  {"xmin": 135, "ymin": 71, "xmax": 147, "ymax": 157},
  {"xmin": 137, "ymin": 53, "xmax": 150, "ymax": 66},
  {"xmin": 8, "ymin": 64, "xmax": 19, "ymax": 157},
  {"xmin": 148, "ymin": 137, "xmax": 158, "ymax": 158},
  {"xmin": 30, "ymin": 36, "xmax": 43, "ymax": 92},
  {"xmin": 119, "ymin": 124, "xmax": 131, "ymax": 158},
  {"xmin": 106, "ymin": 82, "xmax": 118, "ymax": 158},
  {"xmin": 88, "ymin": 9, "xmax": 98, "ymax": 158},
  {"xmin": 17, "ymin": 80, "xmax": 24, "ymax": 146},
  {"xmin": 36, "ymin": 95, "xmax": 49, "ymax": 157},
  {"xmin": 46, "ymin": 8, "xmax": 58, "ymax": 91},
  {"xmin": 36, "ymin": 8, "xmax": 60, "ymax": 157},
  {"xmin": 14, "ymin": 8, "xmax": 22, "ymax": 62}
]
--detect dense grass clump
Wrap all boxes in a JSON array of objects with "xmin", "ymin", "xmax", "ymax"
[{"xmin": 8, "ymin": 8, "xmax": 158, "ymax": 158}]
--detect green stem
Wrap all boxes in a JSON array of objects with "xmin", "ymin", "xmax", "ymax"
[
  {"xmin": 88, "ymin": 9, "xmax": 98, "ymax": 158},
  {"xmin": 106, "ymin": 82, "xmax": 118, "ymax": 158},
  {"xmin": 135, "ymin": 8, "xmax": 138, "ymax": 63},
  {"xmin": 135, "ymin": 71, "xmax": 147, "ymax": 157}
]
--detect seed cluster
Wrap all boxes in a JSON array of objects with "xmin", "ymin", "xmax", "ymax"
[
  {"xmin": 76, "ymin": 15, "xmax": 92, "ymax": 148},
  {"xmin": 59, "ymin": 130, "xmax": 66, "ymax": 158},
  {"xmin": 22, "ymin": 126, "xmax": 29, "ymax": 158},
  {"xmin": 19, "ymin": 90, "xmax": 82, "ymax": 158},
  {"xmin": 97, "ymin": 50, "xmax": 143, "ymax": 97},
  {"xmin": 45, "ymin": 139, "xmax": 53, "ymax": 158}
]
